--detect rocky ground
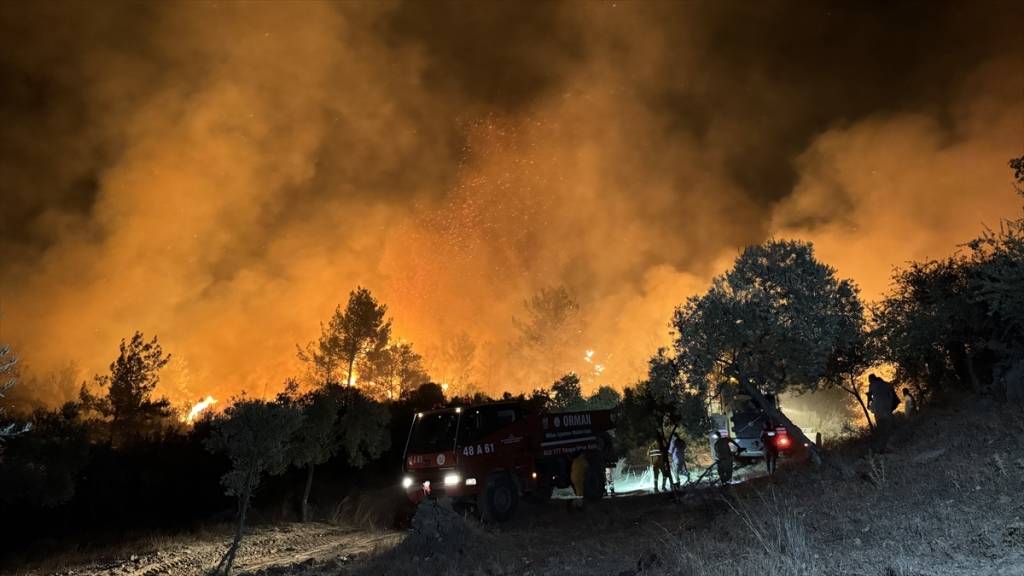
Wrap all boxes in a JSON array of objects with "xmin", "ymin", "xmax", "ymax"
[{"xmin": 10, "ymin": 395, "xmax": 1024, "ymax": 576}]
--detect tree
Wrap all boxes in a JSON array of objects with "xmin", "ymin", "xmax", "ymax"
[
  {"xmin": 586, "ymin": 385, "xmax": 622, "ymax": 410},
  {"xmin": 871, "ymin": 257, "xmax": 992, "ymax": 394},
  {"xmin": 1010, "ymin": 156, "xmax": 1024, "ymax": 193},
  {"xmin": 962, "ymin": 157, "xmax": 1024, "ymax": 400},
  {"xmin": 0, "ymin": 344, "xmax": 30, "ymax": 452},
  {"xmin": 437, "ymin": 332, "xmax": 477, "ymax": 395},
  {"xmin": 334, "ymin": 388, "xmax": 391, "ymax": 468},
  {"xmin": 407, "ymin": 382, "xmax": 446, "ymax": 412},
  {"xmin": 0, "ymin": 402, "xmax": 89, "ymax": 508},
  {"xmin": 549, "ymin": 372, "xmax": 585, "ymax": 412},
  {"xmin": 360, "ymin": 341, "xmax": 430, "ymax": 401},
  {"xmin": 823, "ymin": 324, "xmax": 878, "ymax": 431},
  {"xmin": 515, "ymin": 286, "xmax": 582, "ymax": 383},
  {"xmin": 673, "ymin": 240, "xmax": 864, "ymax": 464},
  {"xmin": 205, "ymin": 399, "xmax": 302, "ymax": 576},
  {"xmin": 300, "ymin": 287, "xmax": 391, "ymax": 388},
  {"xmin": 79, "ymin": 332, "xmax": 171, "ymax": 445},
  {"xmin": 616, "ymin": 350, "xmax": 707, "ymax": 483},
  {"xmin": 281, "ymin": 385, "xmax": 340, "ymax": 522}
]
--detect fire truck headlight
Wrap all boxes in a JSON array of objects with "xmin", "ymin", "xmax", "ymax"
[
  {"xmin": 444, "ymin": 473, "xmax": 461, "ymax": 486},
  {"xmin": 402, "ymin": 476, "xmax": 414, "ymax": 489},
  {"xmin": 465, "ymin": 478, "xmax": 477, "ymax": 486}
]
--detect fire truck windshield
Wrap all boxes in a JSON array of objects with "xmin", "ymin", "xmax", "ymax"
[{"xmin": 407, "ymin": 411, "xmax": 459, "ymax": 454}]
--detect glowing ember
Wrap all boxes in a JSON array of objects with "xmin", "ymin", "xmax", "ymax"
[{"xmin": 185, "ymin": 395, "xmax": 218, "ymax": 424}]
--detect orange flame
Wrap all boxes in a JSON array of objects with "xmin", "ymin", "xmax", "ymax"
[{"xmin": 184, "ymin": 395, "xmax": 218, "ymax": 424}]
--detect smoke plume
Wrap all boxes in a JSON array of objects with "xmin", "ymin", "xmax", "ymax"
[{"xmin": 0, "ymin": 1, "xmax": 1021, "ymax": 407}]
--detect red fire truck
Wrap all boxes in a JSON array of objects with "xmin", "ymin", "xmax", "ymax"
[{"xmin": 401, "ymin": 401, "xmax": 616, "ymax": 521}]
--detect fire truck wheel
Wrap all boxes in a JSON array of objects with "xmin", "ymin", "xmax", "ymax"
[{"xmin": 479, "ymin": 473, "xmax": 519, "ymax": 523}]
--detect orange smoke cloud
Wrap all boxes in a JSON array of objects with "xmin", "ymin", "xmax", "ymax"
[{"xmin": 0, "ymin": 2, "xmax": 1020, "ymax": 408}]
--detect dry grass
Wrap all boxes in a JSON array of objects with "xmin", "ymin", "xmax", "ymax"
[{"xmin": 333, "ymin": 486, "xmax": 415, "ymax": 532}]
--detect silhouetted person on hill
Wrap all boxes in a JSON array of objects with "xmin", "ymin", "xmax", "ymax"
[{"xmin": 867, "ymin": 374, "xmax": 899, "ymax": 452}]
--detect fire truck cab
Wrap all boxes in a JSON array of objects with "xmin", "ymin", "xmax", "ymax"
[{"xmin": 401, "ymin": 401, "xmax": 615, "ymax": 522}]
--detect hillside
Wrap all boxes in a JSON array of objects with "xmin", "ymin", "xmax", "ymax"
[{"xmin": 18, "ymin": 395, "xmax": 1022, "ymax": 576}]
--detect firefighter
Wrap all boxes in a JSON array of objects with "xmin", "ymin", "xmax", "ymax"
[
  {"xmin": 760, "ymin": 418, "xmax": 779, "ymax": 475},
  {"xmin": 713, "ymin": 432, "xmax": 740, "ymax": 485},
  {"xmin": 571, "ymin": 452, "xmax": 589, "ymax": 498},
  {"xmin": 647, "ymin": 441, "xmax": 670, "ymax": 492},
  {"xmin": 867, "ymin": 374, "xmax": 900, "ymax": 452},
  {"xmin": 902, "ymin": 388, "xmax": 917, "ymax": 416},
  {"xmin": 668, "ymin": 432, "xmax": 689, "ymax": 487}
]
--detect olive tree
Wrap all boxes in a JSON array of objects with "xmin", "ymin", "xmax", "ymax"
[
  {"xmin": 673, "ymin": 240, "xmax": 863, "ymax": 464},
  {"xmin": 283, "ymin": 385, "xmax": 340, "ymax": 523},
  {"xmin": 205, "ymin": 399, "xmax": 302, "ymax": 576},
  {"xmin": 872, "ymin": 257, "xmax": 992, "ymax": 394},
  {"xmin": 617, "ymin": 350, "xmax": 707, "ymax": 483},
  {"xmin": 586, "ymin": 385, "xmax": 622, "ymax": 410},
  {"xmin": 277, "ymin": 381, "xmax": 391, "ymax": 524}
]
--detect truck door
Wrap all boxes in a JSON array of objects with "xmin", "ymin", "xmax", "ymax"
[{"xmin": 458, "ymin": 404, "xmax": 529, "ymax": 483}]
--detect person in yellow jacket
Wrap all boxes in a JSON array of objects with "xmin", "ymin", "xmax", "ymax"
[
  {"xmin": 647, "ymin": 441, "xmax": 670, "ymax": 492},
  {"xmin": 571, "ymin": 452, "xmax": 589, "ymax": 497}
]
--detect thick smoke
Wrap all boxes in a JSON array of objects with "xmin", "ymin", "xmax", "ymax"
[{"xmin": 0, "ymin": 1, "xmax": 1021, "ymax": 407}]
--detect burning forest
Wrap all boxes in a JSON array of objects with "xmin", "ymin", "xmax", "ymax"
[{"xmin": 0, "ymin": 2, "xmax": 1023, "ymax": 575}]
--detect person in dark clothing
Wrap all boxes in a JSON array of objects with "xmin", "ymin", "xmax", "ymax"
[
  {"xmin": 760, "ymin": 419, "xmax": 779, "ymax": 474},
  {"xmin": 668, "ymin": 432, "xmax": 689, "ymax": 487},
  {"xmin": 713, "ymin": 432, "xmax": 742, "ymax": 484},
  {"xmin": 867, "ymin": 373, "xmax": 900, "ymax": 452}
]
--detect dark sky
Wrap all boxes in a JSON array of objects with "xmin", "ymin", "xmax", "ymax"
[{"xmin": 1, "ymin": 1, "xmax": 1021, "ymax": 405}]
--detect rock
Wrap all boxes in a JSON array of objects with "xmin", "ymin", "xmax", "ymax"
[{"xmin": 410, "ymin": 498, "xmax": 468, "ymax": 545}]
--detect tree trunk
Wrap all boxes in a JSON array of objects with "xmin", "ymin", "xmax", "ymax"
[
  {"xmin": 347, "ymin": 357, "xmax": 356, "ymax": 388},
  {"xmin": 740, "ymin": 378, "xmax": 823, "ymax": 465},
  {"xmin": 301, "ymin": 463, "xmax": 315, "ymax": 522},
  {"xmin": 843, "ymin": 379, "xmax": 875, "ymax": 433},
  {"xmin": 215, "ymin": 473, "xmax": 253, "ymax": 576},
  {"xmin": 224, "ymin": 487, "xmax": 248, "ymax": 576}
]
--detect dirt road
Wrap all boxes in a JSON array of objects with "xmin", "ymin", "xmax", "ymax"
[{"xmin": 35, "ymin": 524, "xmax": 401, "ymax": 576}]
